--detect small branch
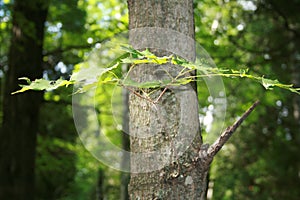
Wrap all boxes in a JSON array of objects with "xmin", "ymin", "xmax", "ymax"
[
  {"xmin": 122, "ymin": 85, "xmax": 154, "ymax": 103},
  {"xmin": 154, "ymin": 87, "xmax": 168, "ymax": 103},
  {"xmin": 202, "ymin": 100, "xmax": 260, "ymax": 164}
]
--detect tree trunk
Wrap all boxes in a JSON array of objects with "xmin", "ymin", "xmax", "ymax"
[
  {"xmin": 127, "ymin": 0, "xmax": 208, "ymax": 199},
  {"xmin": 0, "ymin": 1, "xmax": 49, "ymax": 199},
  {"xmin": 96, "ymin": 168, "xmax": 104, "ymax": 200},
  {"xmin": 121, "ymin": 88, "xmax": 130, "ymax": 200}
]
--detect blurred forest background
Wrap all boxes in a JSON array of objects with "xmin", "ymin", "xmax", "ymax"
[{"xmin": 0, "ymin": 0, "xmax": 299, "ymax": 199}]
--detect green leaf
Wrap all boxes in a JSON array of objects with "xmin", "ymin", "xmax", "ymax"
[
  {"xmin": 12, "ymin": 78, "xmax": 73, "ymax": 94},
  {"xmin": 121, "ymin": 79, "xmax": 163, "ymax": 89},
  {"xmin": 140, "ymin": 49, "xmax": 156, "ymax": 58},
  {"xmin": 182, "ymin": 62, "xmax": 197, "ymax": 70},
  {"xmin": 261, "ymin": 77, "xmax": 278, "ymax": 89},
  {"xmin": 120, "ymin": 45, "xmax": 143, "ymax": 58},
  {"xmin": 70, "ymin": 62, "xmax": 119, "ymax": 82},
  {"xmin": 121, "ymin": 57, "xmax": 137, "ymax": 64},
  {"xmin": 18, "ymin": 77, "xmax": 31, "ymax": 84},
  {"xmin": 13, "ymin": 45, "xmax": 300, "ymax": 96},
  {"xmin": 261, "ymin": 77, "xmax": 292, "ymax": 90},
  {"xmin": 172, "ymin": 56, "xmax": 188, "ymax": 65},
  {"xmin": 173, "ymin": 78, "xmax": 193, "ymax": 85}
]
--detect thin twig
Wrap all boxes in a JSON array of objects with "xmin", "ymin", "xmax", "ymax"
[
  {"xmin": 123, "ymin": 85, "xmax": 151, "ymax": 102},
  {"xmin": 154, "ymin": 87, "xmax": 168, "ymax": 103},
  {"xmin": 205, "ymin": 100, "xmax": 260, "ymax": 160}
]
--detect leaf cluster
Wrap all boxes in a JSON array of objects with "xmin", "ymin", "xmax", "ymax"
[{"xmin": 12, "ymin": 46, "xmax": 300, "ymax": 96}]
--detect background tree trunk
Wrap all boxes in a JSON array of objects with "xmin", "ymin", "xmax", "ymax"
[
  {"xmin": 127, "ymin": 0, "xmax": 209, "ymax": 199},
  {"xmin": 96, "ymin": 168, "xmax": 104, "ymax": 200},
  {"xmin": 0, "ymin": 1, "xmax": 49, "ymax": 199}
]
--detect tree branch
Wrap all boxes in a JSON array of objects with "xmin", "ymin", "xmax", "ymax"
[{"xmin": 200, "ymin": 100, "xmax": 260, "ymax": 166}]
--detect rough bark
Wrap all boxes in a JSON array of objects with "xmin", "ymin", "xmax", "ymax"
[
  {"xmin": 127, "ymin": 0, "xmax": 208, "ymax": 199},
  {"xmin": 0, "ymin": 1, "xmax": 49, "ymax": 199},
  {"xmin": 127, "ymin": 1, "xmax": 260, "ymax": 199},
  {"xmin": 121, "ymin": 88, "xmax": 130, "ymax": 200}
]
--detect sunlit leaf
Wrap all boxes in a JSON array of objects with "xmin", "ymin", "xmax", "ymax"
[
  {"xmin": 140, "ymin": 49, "xmax": 156, "ymax": 58},
  {"xmin": 70, "ymin": 62, "xmax": 119, "ymax": 82},
  {"xmin": 12, "ymin": 78, "xmax": 73, "ymax": 94},
  {"xmin": 262, "ymin": 77, "xmax": 282, "ymax": 89},
  {"xmin": 13, "ymin": 45, "xmax": 300, "ymax": 96},
  {"xmin": 173, "ymin": 78, "xmax": 193, "ymax": 85},
  {"xmin": 121, "ymin": 79, "xmax": 163, "ymax": 89}
]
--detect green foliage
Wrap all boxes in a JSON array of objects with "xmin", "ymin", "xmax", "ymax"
[
  {"xmin": 36, "ymin": 87, "xmax": 78, "ymax": 199},
  {"xmin": 35, "ymin": 136, "xmax": 77, "ymax": 199},
  {"xmin": 12, "ymin": 46, "xmax": 300, "ymax": 96},
  {"xmin": 11, "ymin": 77, "xmax": 73, "ymax": 94},
  {"xmin": 1, "ymin": 0, "xmax": 129, "ymax": 199},
  {"xmin": 194, "ymin": 0, "xmax": 300, "ymax": 199},
  {"xmin": 3, "ymin": 0, "xmax": 299, "ymax": 199}
]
